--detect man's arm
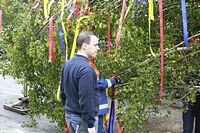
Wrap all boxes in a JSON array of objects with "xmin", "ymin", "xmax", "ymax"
[
  {"xmin": 97, "ymin": 76, "xmax": 123, "ymax": 90},
  {"xmin": 78, "ymin": 68, "xmax": 97, "ymax": 128},
  {"xmin": 60, "ymin": 68, "xmax": 66, "ymax": 106}
]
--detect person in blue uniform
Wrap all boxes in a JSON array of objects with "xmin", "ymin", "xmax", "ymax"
[{"xmin": 89, "ymin": 58, "xmax": 122, "ymax": 133}]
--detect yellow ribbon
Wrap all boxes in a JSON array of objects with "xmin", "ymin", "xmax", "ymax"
[
  {"xmin": 148, "ymin": 0, "xmax": 155, "ymax": 56},
  {"xmin": 48, "ymin": 0, "xmax": 54, "ymax": 16},
  {"xmin": 43, "ymin": 0, "xmax": 54, "ymax": 25},
  {"xmin": 56, "ymin": 1, "xmax": 73, "ymax": 101},
  {"xmin": 56, "ymin": 15, "xmax": 89, "ymax": 101},
  {"xmin": 44, "ymin": 0, "xmax": 48, "ymax": 19},
  {"xmin": 70, "ymin": 16, "xmax": 89, "ymax": 58},
  {"xmin": 60, "ymin": 0, "xmax": 69, "ymax": 61},
  {"xmin": 124, "ymin": 0, "xmax": 134, "ymax": 21},
  {"xmin": 56, "ymin": 8, "xmax": 89, "ymax": 101},
  {"xmin": 56, "ymin": 85, "xmax": 61, "ymax": 101},
  {"xmin": 61, "ymin": 0, "xmax": 64, "ymax": 16}
]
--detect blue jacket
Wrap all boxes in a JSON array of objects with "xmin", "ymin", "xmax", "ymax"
[
  {"xmin": 60, "ymin": 54, "xmax": 99, "ymax": 128},
  {"xmin": 97, "ymin": 76, "xmax": 116, "ymax": 115}
]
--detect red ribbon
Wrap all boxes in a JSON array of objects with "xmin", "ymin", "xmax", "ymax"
[
  {"xmin": 89, "ymin": 58, "xmax": 99, "ymax": 79},
  {"xmin": 116, "ymin": 120, "xmax": 123, "ymax": 133},
  {"xmin": 48, "ymin": 16, "xmax": 56, "ymax": 63},
  {"xmin": 76, "ymin": 1, "xmax": 81, "ymax": 17},
  {"xmin": 158, "ymin": 0, "xmax": 164, "ymax": 99}
]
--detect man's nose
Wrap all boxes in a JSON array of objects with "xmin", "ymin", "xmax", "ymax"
[{"xmin": 97, "ymin": 45, "xmax": 100, "ymax": 51}]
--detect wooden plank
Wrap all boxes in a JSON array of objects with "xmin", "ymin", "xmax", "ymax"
[{"xmin": 3, "ymin": 103, "xmax": 28, "ymax": 115}]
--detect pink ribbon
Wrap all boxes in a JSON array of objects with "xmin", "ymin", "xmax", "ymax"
[
  {"xmin": 48, "ymin": 16, "xmax": 56, "ymax": 63},
  {"xmin": 115, "ymin": 0, "xmax": 126, "ymax": 48}
]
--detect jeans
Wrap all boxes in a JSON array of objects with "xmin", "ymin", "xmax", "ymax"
[
  {"xmin": 183, "ymin": 101, "xmax": 200, "ymax": 133},
  {"xmin": 65, "ymin": 111, "xmax": 98, "ymax": 133}
]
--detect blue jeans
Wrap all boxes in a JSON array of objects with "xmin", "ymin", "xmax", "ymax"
[
  {"xmin": 183, "ymin": 101, "xmax": 200, "ymax": 133},
  {"xmin": 65, "ymin": 111, "xmax": 98, "ymax": 133}
]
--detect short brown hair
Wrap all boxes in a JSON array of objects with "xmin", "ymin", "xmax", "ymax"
[{"xmin": 76, "ymin": 31, "xmax": 97, "ymax": 50}]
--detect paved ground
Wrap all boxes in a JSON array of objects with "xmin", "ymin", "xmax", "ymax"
[
  {"xmin": 0, "ymin": 75, "xmax": 59, "ymax": 133},
  {"xmin": 0, "ymin": 75, "xmax": 184, "ymax": 133},
  {"xmin": 148, "ymin": 108, "xmax": 183, "ymax": 133}
]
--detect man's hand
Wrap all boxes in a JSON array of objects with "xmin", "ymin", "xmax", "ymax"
[
  {"xmin": 113, "ymin": 76, "xmax": 123, "ymax": 84},
  {"xmin": 88, "ymin": 127, "xmax": 96, "ymax": 133}
]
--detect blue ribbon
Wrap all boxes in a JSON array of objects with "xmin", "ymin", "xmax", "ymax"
[
  {"xmin": 108, "ymin": 98, "xmax": 115, "ymax": 133},
  {"xmin": 181, "ymin": 0, "xmax": 189, "ymax": 46},
  {"xmin": 58, "ymin": 23, "xmax": 66, "ymax": 59},
  {"xmin": 67, "ymin": 2, "xmax": 73, "ymax": 10},
  {"xmin": 108, "ymin": 85, "xmax": 116, "ymax": 133},
  {"xmin": 141, "ymin": 0, "xmax": 146, "ymax": 4},
  {"xmin": 131, "ymin": 0, "xmax": 137, "ymax": 19}
]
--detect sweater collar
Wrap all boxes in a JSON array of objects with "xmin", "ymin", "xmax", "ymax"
[{"xmin": 74, "ymin": 54, "xmax": 89, "ymax": 61}]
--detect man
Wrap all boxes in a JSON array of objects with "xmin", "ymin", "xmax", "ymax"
[
  {"xmin": 182, "ymin": 72, "xmax": 200, "ymax": 133},
  {"xmin": 60, "ymin": 31, "xmax": 100, "ymax": 133}
]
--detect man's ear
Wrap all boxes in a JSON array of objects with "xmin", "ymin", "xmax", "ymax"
[{"xmin": 82, "ymin": 43, "xmax": 88, "ymax": 50}]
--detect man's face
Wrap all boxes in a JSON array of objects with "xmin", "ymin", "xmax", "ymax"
[{"xmin": 85, "ymin": 35, "xmax": 100, "ymax": 58}]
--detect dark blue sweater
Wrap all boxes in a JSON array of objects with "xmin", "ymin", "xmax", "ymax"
[{"xmin": 60, "ymin": 54, "xmax": 99, "ymax": 128}]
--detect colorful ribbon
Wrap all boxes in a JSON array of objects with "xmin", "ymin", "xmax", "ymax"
[
  {"xmin": 44, "ymin": 0, "xmax": 48, "ymax": 19},
  {"xmin": 48, "ymin": 16, "xmax": 56, "ymax": 63},
  {"xmin": 141, "ymin": 0, "xmax": 146, "ymax": 4},
  {"xmin": 158, "ymin": 0, "xmax": 164, "ymax": 99},
  {"xmin": 148, "ymin": 0, "xmax": 154, "ymax": 23},
  {"xmin": 181, "ymin": 0, "xmax": 188, "ymax": 46},
  {"xmin": 148, "ymin": 0, "xmax": 155, "ymax": 56},
  {"xmin": 56, "ymin": 1, "xmax": 73, "ymax": 101},
  {"xmin": 60, "ymin": 0, "xmax": 72, "ymax": 61},
  {"xmin": 48, "ymin": 0, "xmax": 54, "ymax": 16},
  {"xmin": 124, "ymin": 1, "xmax": 133, "ymax": 21},
  {"xmin": 70, "ymin": 16, "xmax": 89, "ymax": 58},
  {"xmin": 116, "ymin": 120, "xmax": 123, "ymax": 133},
  {"xmin": 131, "ymin": 0, "xmax": 137, "ymax": 19},
  {"xmin": 67, "ymin": 0, "xmax": 77, "ymax": 20},
  {"xmin": 56, "ymin": 85, "xmax": 61, "ymax": 101},
  {"xmin": 108, "ymin": 86, "xmax": 115, "ymax": 133},
  {"xmin": 60, "ymin": 0, "xmax": 64, "ymax": 17},
  {"xmin": 66, "ymin": 0, "xmax": 77, "ymax": 59},
  {"xmin": 58, "ymin": 23, "xmax": 66, "ymax": 59},
  {"xmin": 89, "ymin": 58, "xmax": 100, "ymax": 79},
  {"xmin": 116, "ymin": 0, "xmax": 126, "ymax": 48}
]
